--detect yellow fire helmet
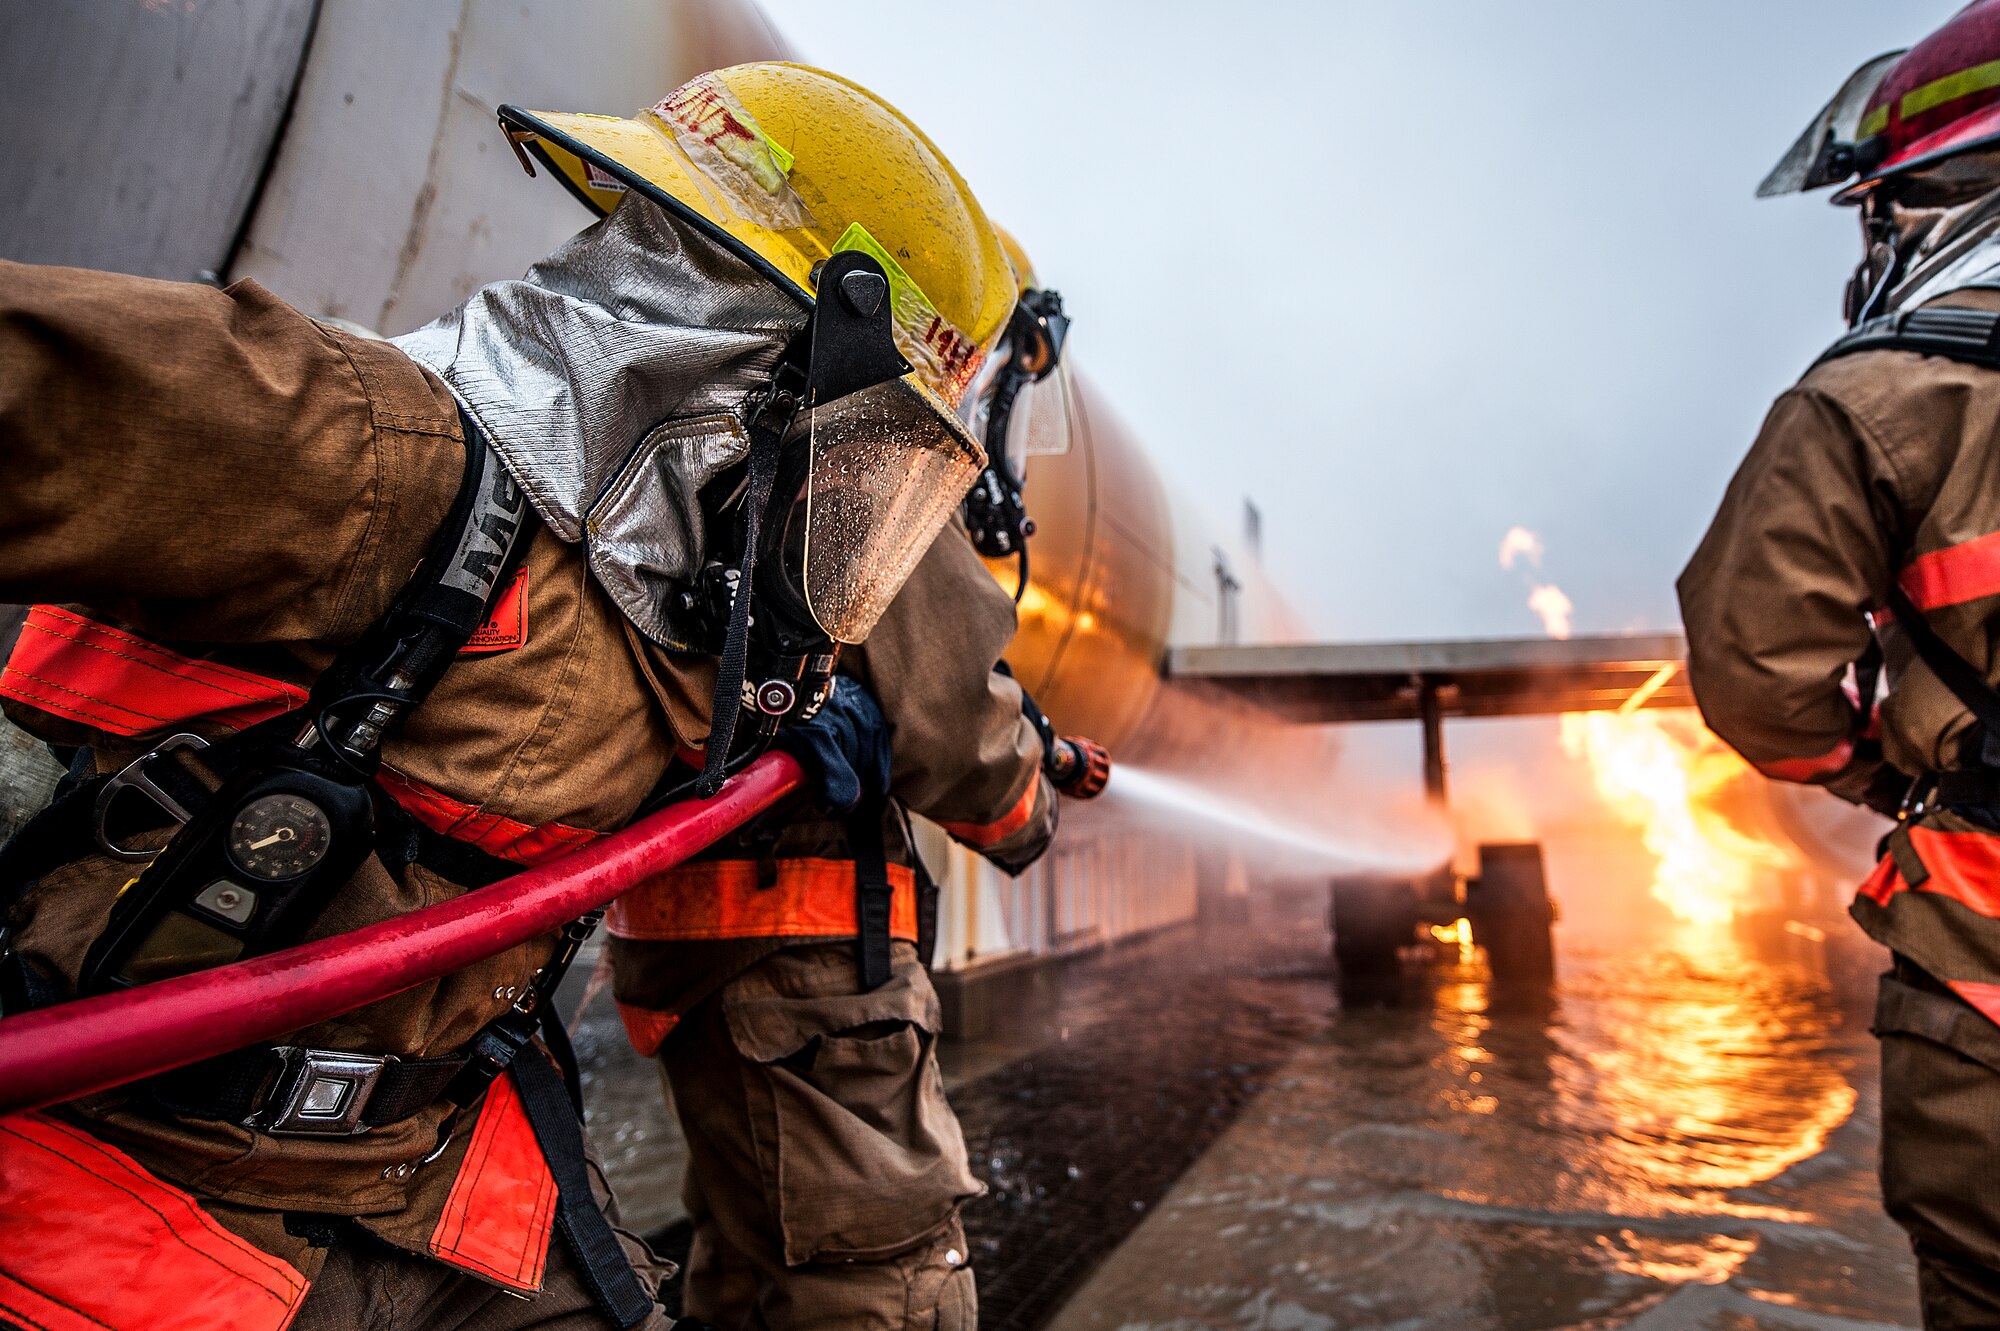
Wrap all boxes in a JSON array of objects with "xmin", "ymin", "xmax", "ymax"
[
  {"xmin": 995, "ymin": 223, "xmax": 1040, "ymax": 294},
  {"xmin": 498, "ymin": 63, "xmax": 1014, "ymax": 429}
]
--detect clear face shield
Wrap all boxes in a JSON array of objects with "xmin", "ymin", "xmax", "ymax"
[
  {"xmin": 1752, "ymin": 47, "xmax": 2000, "ymax": 323},
  {"xmin": 685, "ymin": 246, "xmax": 993, "ymax": 795},
  {"xmin": 801, "ymin": 376, "xmax": 985, "ymax": 643},
  {"xmin": 1757, "ymin": 51, "xmax": 1904, "ymax": 199}
]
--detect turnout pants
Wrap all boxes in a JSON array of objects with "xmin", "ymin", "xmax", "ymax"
[
  {"xmin": 295, "ymin": 1228, "xmax": 673, "ymax": 1331},
  {"xmin": 659, "ymin": 942, "xmax": 983, "ymax": 1330},
  {"xmin": 292, "ymin": 1159, "xmax": 675, "ymax": 1331},
  {"xmin": 1876, "ymin": 964, "xmax": 2000, "ymax": 1329}
]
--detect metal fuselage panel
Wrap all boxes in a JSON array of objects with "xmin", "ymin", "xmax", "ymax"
[
  {"xmin": 0, "ymin": 0, "xmax": 319, "ymax": 282},
  {"xmin": 231, "ymin": 0, "xmax": 795, "ymax": 334}
]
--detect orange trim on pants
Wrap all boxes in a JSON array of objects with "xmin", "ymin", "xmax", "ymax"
[
  {"xmin": 607, "ymin": 857, "xmax": 919, "ymax": 942},
  {"xmin": 616, "ymin": 1004, "xmax": 682, "ymax": 1058},
  {"xmin": 0, "ymin": 1112, "xmax": 310, "ymax": 1331},
  {"xmin": 429, "ymin": 1071, "xmax": 559, "ymax": 1292}
]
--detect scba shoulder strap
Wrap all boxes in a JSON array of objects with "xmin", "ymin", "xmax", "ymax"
[
  {"xmin": 73, "ymin": 407, "xmax": 534, "ymax": 994},
  {"xmin": 1, "ymin": 407, "xmax": 533, "ymax": 991},
  {"xmin": 1814, "ymin": 304, "xmax": 2000, "ymax": 372},
  {"xmin": 1812, "ymin": 309, "xmax": 2000, "ymax": 772}
]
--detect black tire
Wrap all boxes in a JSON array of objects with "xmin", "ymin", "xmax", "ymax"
[
  {"xmin": 1466, "ymin": 843, "xmax": 1556, "ymax": 987},
  {"xmin": 1331, "ymin": 877, "xmax": 1418, "ymax": 1005}
]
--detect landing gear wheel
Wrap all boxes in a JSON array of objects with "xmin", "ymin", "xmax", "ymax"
[
  {"xmin": 1331, "ymin": 877, "xmax": 1418, "ymax": 1006},
  {"xmin": 1466, "ymin": 843, "xmax": 1556, "ymax": 988}
]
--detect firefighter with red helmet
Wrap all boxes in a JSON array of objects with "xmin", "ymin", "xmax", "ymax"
[{"xmin": 1683, "ymin": 3, "xmax": 2000, "ymax": 1320}]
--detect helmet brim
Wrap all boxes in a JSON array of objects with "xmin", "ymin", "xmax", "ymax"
[
  {"xmin": 499, "ymin": 104, "xmax": 812, "ymax": 311},
  {"xmin": 1835, "ymin": 100, "xmax": 2000, "ymax": 202}
]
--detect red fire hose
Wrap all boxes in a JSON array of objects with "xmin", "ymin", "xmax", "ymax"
[{"xmin": 0, "ymin": 751, "xmax": 804, "ymax": 1118}]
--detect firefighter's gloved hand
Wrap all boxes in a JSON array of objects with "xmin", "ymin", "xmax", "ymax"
[
  {"xmin": 1049, "ymin": 735, "xmax": 1111, "ymax": 799},
  {"xmin": 774, "ymin": 675, "xmax": 892, "ymax": 813}
]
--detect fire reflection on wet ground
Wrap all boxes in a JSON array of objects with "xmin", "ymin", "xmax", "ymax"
[
  {"xmin": 1030, "ymin": 925, "xmax": 1912, "ymax": 1331},
  {"xmin": 568, "ymin": 914, "xmax": 1914, "ymax": 1329}
]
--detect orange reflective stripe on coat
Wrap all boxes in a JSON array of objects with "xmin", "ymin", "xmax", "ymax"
[
  {"xmin": 0, "ymin": 605, "xmax": 307, "ymax": 736},
  {"xmin": 1755, "ymin": 737, "xmax": 1854, "ymax": 783},
  {"xmin": 374, "ymin": 767, "xmax": 602, "ymax": 867},
  {"xmin": 935, "ymin": 773, "xmax": 1040, "ymax": 850},
  {"xmin": 1858, "ymin": 823, "xmax": 2000, "ymax": 916},
  {"xmin": 0, "ymin": 1112, "xmax": 310, "ymax": 1331},
  {"xmin": 608, "ymin": 857, "xmax": 919, "ymax": 942},
  {"xmin": 429, "ymin": 1070, "xmax": 559, "ymax": 1292},
  {"xmin": 1900, "ymin": 531, "xmax": 2000, "ymax": 610},
  {"xmin": 0, "ymin": 605, "xmax": 598, "ymax": 867}
]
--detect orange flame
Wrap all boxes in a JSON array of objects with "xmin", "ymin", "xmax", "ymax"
[{"xmin": 1559, "ymin": 708, "xmax": 1800, "ymax": 925}]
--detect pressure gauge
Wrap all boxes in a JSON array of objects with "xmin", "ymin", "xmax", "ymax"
[{"xmin": 227, "ymin": 794, "xmax": 333, "ymax": 881}]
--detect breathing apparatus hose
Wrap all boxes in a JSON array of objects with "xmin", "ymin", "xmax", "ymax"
[{"xmin": 0, "ymin": 751, "xmax": 805, "ymax": 1119}]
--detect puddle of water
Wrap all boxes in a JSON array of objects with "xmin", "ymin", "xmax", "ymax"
[{"xmin": 1033, "ymin": 923, "xmax": 1915, "ymax": 1331}]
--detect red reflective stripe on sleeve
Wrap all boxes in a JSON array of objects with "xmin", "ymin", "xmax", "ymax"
[
  {"xmin": 375, "ymin": 767, "xmax": 603, "ymax": 867},
  {"xmin": 1950, "ymin": 979, "xmax": 2000, "ymax": 1027},
  {"xmin": 1902, "ymin": 824, "xmax": 2000, "ymax": 917},
  {"xmin": 429, "ymin": 1071, "xmax": 558, "ymax": 1292},
  {"xmin": 616, "ymin": 1003, "xmax": 681, "ymax": 1058},
  {"xmin": 1755, "ymin": 738, "xmax": 1855, "ymax": 783},
  {"xmin": 935, "ymin": 773, "xmax": 1041, "ymax": 850},
  {"xmin": 607, "ymin": 858, "xmax": 918, "ymax": 942},
  {"xmin": 0, "ymin": 606, "xmax": 307, "ymax": 737},
  {"xmin": 0, "ymin": 1113, "xmax": 309, "ymax": 1331},
  {"xmin": 1900, "ymin": 531, "xmax": 2000, "ymax": 610},
  {"xmin": 1857, "ymin": 852, "xmax": 1904, "ymax": 907}
]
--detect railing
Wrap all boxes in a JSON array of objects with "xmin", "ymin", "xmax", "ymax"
[{"xmin": 0, "ymin": 752, "xmax": 804, "ymax": 1117}]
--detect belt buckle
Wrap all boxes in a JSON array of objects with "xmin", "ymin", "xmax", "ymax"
[
  {"xmin": 259, "ymin": 1048, "xmax": 392, "ymax": 1136},
  {"xmin": 94, "ymin": 733, "xmax": 211, "ymax": 862}
]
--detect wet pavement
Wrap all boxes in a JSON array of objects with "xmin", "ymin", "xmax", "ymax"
[{"xmin": 567, "ymin": 911, "xmax": 1920, "ymax": 1329}]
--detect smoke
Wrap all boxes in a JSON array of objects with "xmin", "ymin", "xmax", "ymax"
[
  {"xmin": 1498, "ymin": 526, "xmax": 1544, "ymax": 571},
  {"xmin": 1528, "ymin": 583, "xmax": 1574, "ymax": 639},
  {"xmin": 1500, "ymin": 526, "xmax": 1573, "ymax": 639}
]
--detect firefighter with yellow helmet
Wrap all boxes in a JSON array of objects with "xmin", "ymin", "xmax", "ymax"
[
  {"xmin": 0, "ymin": 62, "xmax": 1053, "ymax": 1330},
  {"xmin": 582, "ymin": 201, "xmax": 1106, "ymax": 1324}
]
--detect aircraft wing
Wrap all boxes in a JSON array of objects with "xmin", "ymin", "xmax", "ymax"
[{"xmin": 1165, "ymin": 632, "xmax": 1691, "ymax": 723}]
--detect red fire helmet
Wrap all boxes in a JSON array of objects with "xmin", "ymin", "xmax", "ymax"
[{"xmin": 1761, "ymin": 0, "xmax": 2000, "ymax": 202}]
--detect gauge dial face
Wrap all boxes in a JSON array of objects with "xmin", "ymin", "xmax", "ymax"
[{"xmin": 227, "ymin": 794, "xmax": 332, "ymax": 881}]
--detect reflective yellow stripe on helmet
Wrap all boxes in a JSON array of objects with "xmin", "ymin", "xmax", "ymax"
[{"xmin": 1900, "ymin": 58, "xmax": 2000, "ymax": 122}]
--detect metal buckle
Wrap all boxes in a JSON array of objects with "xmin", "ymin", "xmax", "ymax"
[
  {"xmin": 94, "ymin": 733, "xmax": 211, "ymax": 862},
  {"xmin": 258, "ymin": 1048, "xmax": 393, "ymax": 1136}
]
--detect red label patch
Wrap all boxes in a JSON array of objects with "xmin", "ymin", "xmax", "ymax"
[{"xmin": 462, "ymin": 568, "xmax": 528, "ymax": 654}]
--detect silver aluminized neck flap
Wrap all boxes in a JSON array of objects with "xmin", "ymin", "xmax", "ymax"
[{"xmin": 392, "ymin": 197, "xmax": 808, "ymax": 646}]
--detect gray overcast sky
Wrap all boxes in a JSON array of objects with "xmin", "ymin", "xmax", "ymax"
[{"xmin": 758, "ymin": 0, "xmax": 1961, "ymax": 643}]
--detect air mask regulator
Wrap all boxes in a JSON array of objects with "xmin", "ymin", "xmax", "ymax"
[
  {"xmin": 689, "ymin": 249, "xmax": 915, "ymax": 798},
  {"xmin": 963, "ymin": 289, "xmax": 1068, "ymax": 600}
]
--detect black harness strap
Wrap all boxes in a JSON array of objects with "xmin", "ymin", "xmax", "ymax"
[
  {"xmin": 1814, "ymin": 304, "xmax": 2000, "ymax": 372},
  {"xmin": 146, "ymin": 1045, "xmax": 470, "ymax": 1129},
  {"xmin": 896, "ymin": 802, "xmax": 941, "ymax": 971},
  {"xmin": 1886, "ymin": 586, "xmax": 2000, "ymax": 768},
  {"xmin": 1815, "ymin": 312, "xmax": 2000, "ymax": 773},
  {"xmin": 511, "ymin": 1050, "xmax": 657, "ymax": 1328},
  {"xmin": 848, "ymin": 796, "xmax": 895, "ymax": 991},
  {"xmin": 697, "ymin": 406, "xmax": 793, "ymax": 799}
]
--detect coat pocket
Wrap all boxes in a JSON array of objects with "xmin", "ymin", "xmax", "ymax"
[{"xmin": 723, "ymin": 959, "xmax": 984, "ymax": 1265}]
